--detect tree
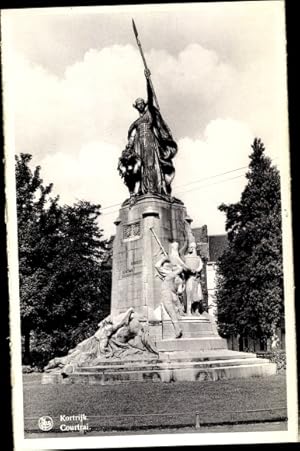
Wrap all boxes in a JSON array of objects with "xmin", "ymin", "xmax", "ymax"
[
  {"xmin": 16, "ymin": 153, "xmax": 60, "ymax": 363},
  {"xmin": 16, "ymin": 154, "xmax": 111, "ymax": 366},
  {"xmin": 216, "ymin": 138, "xmax": 283, "ymax": 348}
]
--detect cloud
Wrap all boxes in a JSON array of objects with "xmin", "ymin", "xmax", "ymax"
[
  {"xmin": 35, "ymin": 140, "xmax": 128, "ymax": 238},
  {"xmin": 176, "ymin": 118, "xmax": 254, "ymax": 183},
  {"xmin": 10, "ymin": 46, "xmax": 144, "ymax": 157},
  {"xmin": 9, "ymin": 37, "xmax": 286, "ymax": 157},
  {"xmin": 10, "ymin": 42, "xmax": 240, "ymax": 156},
  {"xmin": 5, "ymin": 33, "xmax": 286, "ymax": 236},
  {"xmin": 33, "ymin": 118, "xmax": 255, "ymax": 238},
  {"xmin": 5, "ymin": 2, "xmax": 284, "ymax": 77},
  {"xmin": 174, "ymin": 119, "xmax": 255, "ymax": 234}
]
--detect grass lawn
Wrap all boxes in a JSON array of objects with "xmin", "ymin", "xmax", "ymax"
[{"xmin": 23, "ymin": 373, "xmax": 287, "ymax": 434}]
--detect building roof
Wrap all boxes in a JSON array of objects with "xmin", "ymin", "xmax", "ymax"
[
  {"xmin": 192, "ymin": 226, "xmax": 208, "ymax": 243},
  {"xmin": 208, "ymin": 234, "xmax": 228, "ymax": 262}
]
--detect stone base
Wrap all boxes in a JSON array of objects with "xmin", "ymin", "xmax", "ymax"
[
  {"xmin": 160, "ymin": 317, "xmax": 217, "ymax": 339},
  {"xmin": 42, "ymin": 349, "xmax": 276, "ymax": 385},
  {"xmin": 111, "ymin": 195, "xmax": 196, "ymax": 318},
  {"xmin": 156, "ymin": 337, "xmax": 228, "ymax": 352},
  {"xmin": 42, "ymin": 314, "xmax": 277, "ymax": 384},
  {"xmin": 148, "ymin": 312, "xmax": 222, "ymax": 340}
]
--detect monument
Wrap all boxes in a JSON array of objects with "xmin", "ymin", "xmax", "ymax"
[{"xmin": 42, "ymin": 21, "xmax": 276, "ymax": 384}]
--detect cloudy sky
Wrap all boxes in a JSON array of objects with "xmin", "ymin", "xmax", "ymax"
[{"xmin": 2, "ymin": 2, "xmax": 288, "ymax": 238}]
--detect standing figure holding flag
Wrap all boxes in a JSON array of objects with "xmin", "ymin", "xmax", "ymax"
[{"xmin": 119, "ymin": 20, "xmax": 178, "ymax": 198}]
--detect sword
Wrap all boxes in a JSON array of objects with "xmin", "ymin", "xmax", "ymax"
[
  {"xmin": 149, "ymin": 227, "xmax": 168, "ymax": 257},
  {"xmin": 132, "ymin": 19, "xmax": 160, "ymax": 110}
]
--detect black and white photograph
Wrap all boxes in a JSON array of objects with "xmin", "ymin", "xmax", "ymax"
[{"xmin": 2, "ymin": 1, "xmax": 297, "ymax": 449}]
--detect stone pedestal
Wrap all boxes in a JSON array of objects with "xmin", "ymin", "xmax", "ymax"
[
  {"xmin": 111, "ymin": 194, "xmax": 190, "ymax": 320},
  {"xmin": 42, "ymin": 194, "xmax": 277, "ymax": 384}
]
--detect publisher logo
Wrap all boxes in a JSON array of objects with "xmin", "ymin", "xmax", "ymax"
[{"xmin": 38, "ymin": 416, "xmax": 54, "ymax": 431}]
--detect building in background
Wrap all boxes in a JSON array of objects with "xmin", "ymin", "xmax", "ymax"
[{"xmin": 192, "ymin": 227, "xmax": 227, "ymax": 318}]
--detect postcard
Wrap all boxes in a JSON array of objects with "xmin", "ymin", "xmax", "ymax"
[{"xmin": 2, "ymin": 2, "xmax": 297, "ymax": 449}]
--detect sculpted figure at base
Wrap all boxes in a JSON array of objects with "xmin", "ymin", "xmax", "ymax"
[
  {"xmin": 44, "ymin": 308, "xmax": 158, "ymax": 375},
  {"xmin": 184, "ymin": 242, "xmax": 204, "ymax": 315},
  {"xmin": 94, "ymin": 307, "xmax": 134, "ymax": 357},
  {"xmin": 95, "ymin": 307, "xmax": 158, "ymax": 359},
  {"xmin": 155, "ymin": 248, "xmax": 188, "ymax": 338},
  {"xmin": 119, "ymin": 69, "xmax": 177, "ymax": 197}
]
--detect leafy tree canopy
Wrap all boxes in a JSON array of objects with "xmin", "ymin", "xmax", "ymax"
[
  {"xmin": 216, "ymin": 139, "xmax": 283, "ymax": 344},
  {"xmin": 16, "ymin": 153, "xmax": 111, "ymax": 367}
]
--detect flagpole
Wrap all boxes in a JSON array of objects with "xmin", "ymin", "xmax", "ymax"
[{"xmin": 132, "ymin": 19, "xmax": 160, "ymax": 110}]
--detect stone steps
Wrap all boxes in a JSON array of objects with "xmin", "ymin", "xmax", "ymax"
[
  {"xmin": 42, "ymin": 352, "xmax": 276, "ymax": 384},
  {"xmin": 159, "ymin": 350, "xmax": 257, "ymax": 361},
  {"xmin": 77, "ymin": 357, "xmax": 267, "ymax": 373},
  {"xmin": 69, "ymin": 350, "xmax": 257, "ymax": 368}
]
